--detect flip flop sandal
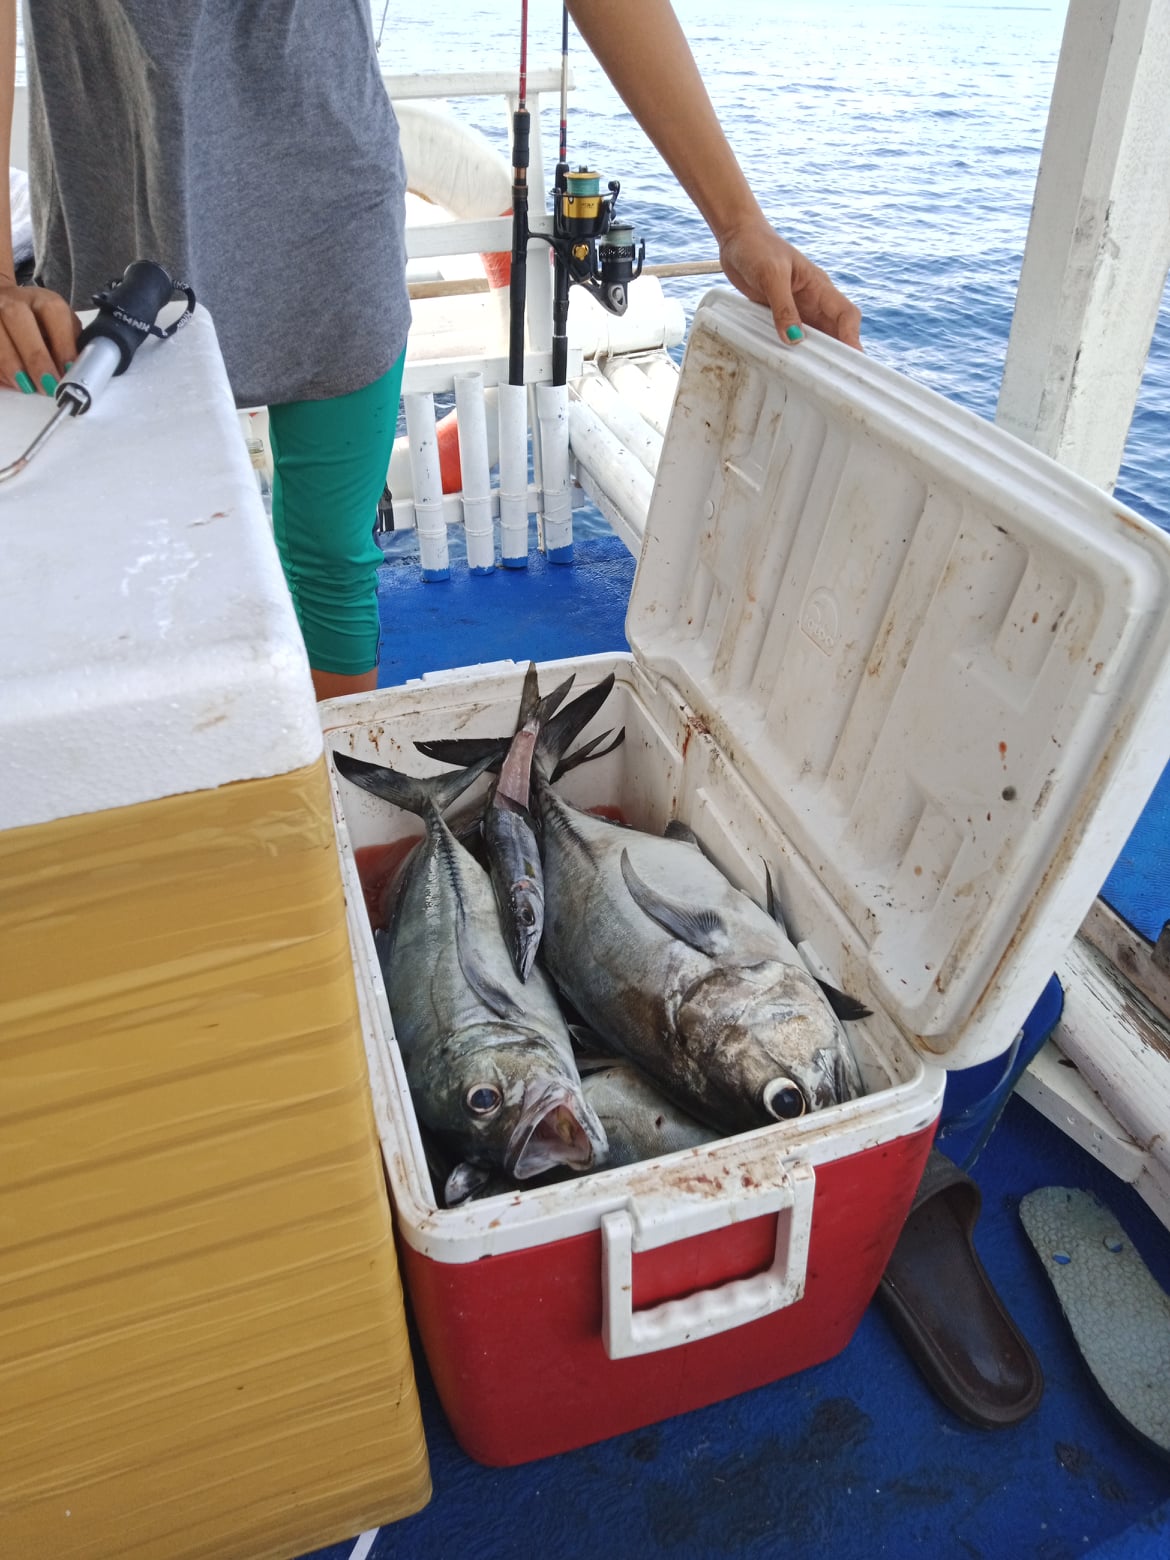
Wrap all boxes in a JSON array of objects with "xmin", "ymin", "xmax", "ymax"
[
  {"xmin": 876, "ymin": 1149, "xmax": 1045, "ymax": 1428},
  {"xmin": 1020, "ymin": 1186, "xmax": 1170, "ymax": 1461}
]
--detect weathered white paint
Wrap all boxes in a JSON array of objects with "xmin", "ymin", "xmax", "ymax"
[
  {"xmin": 997, "ymin": 0, "xmax": 1170, "ymax": 490},
  {"xmin": 1020, "ymin": 939, "xmax": 1170, "ymax": 1228},
  {"xmin": 1017, "ymin": 1039, "xmax": 1147, "ymax": 1183}
]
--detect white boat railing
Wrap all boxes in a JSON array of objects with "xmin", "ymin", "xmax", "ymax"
[{"xmin": 381, "ymin": 67, "xmax": 686, "ymax": 566}]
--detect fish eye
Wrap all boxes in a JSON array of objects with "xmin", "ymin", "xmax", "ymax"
[
  {"xmin": 518, "ymin": 903, "xmax": 537, "ymax": 927},
  {"xmin": 764, "ymin": 1079, "xmax": 807, "ymax": 1120},
  {"xmin": 465, "ymin": 1084, "xmax": 503, "ymax": 1118}
]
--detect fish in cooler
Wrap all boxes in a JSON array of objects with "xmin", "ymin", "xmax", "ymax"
[{"xmin": 333, "ymin": 750, "xmax": 607, "ymax": 1181}]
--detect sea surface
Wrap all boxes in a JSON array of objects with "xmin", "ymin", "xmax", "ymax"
[{"xmin": 375, "ymin": 0, "xmax": 1169, "ymax": 531}]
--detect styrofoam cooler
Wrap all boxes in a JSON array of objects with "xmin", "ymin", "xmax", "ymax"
[
  {"xmin": 322, "ymin": 290, "xmax": 1170, "ymax": 1466},
  {"xmin": 0, "ymin": 308, "xmax": 430, "ymax": 1558}
]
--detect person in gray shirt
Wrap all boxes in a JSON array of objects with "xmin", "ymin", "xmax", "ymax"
[{"xmin": 0, "ymin": 0, "xmax": 862, "ymax": 699}]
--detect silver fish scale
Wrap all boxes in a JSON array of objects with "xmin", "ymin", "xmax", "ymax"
[
  {"xmin": 386, "ymin": 807, "xmax": 567, "ymax": 1054},
  {"xmin": 537, "ymin": 790, "xmax": 861, "ymax": 1132}
]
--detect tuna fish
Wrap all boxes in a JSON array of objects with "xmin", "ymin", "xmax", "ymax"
[
  {"xmin": 333, "ymin": 750, "xmax": 608, "ymax": 1180},
  {"xmin": 529, "ymin": 704, "xmax": 868, "ymax": 1134},
  {"xmin": 577, "ymin": 1059, "xmax": 720, "ymax": 1165}
]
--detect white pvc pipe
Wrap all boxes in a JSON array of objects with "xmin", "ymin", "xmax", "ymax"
[
  {"xmin": 454, "ymin": 371, "xmax": 495, "ymax": 575},
  {"xmin": 404, "ymin": 391, "xmax": 450, "ymax": 580},
  {"xmin": 568, "ymin": 399, "xmax": 654, "ymax": 536},
  {"xmin": 536, "ymin": 383, "xmax": 573, "ymax": 561},
  {"xmin": 497, "ymin": 382, "xmax": 530, "ymax": 567},
  {"xmin": 601, "ymin": 358, "xmax": 669, "ymax": 437},
  {"xmin": 574, "ymin": 371, "xmax": 663, "ymax": 477}
]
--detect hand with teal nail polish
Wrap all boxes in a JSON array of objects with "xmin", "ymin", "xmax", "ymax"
[
  {"xmin": 717, "ymin": 216, "xmax": 862, "ymax": 351},
  {"xmin": 0, "ymin": 280, "xmax": 84, "ymax": 395}
]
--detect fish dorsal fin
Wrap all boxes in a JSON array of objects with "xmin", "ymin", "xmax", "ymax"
[
  {"xmin": 454, "ymin": 898, "xmax": 526, "ymax": 1022},
  {"xmin": 620, "ymin": 849, "xmax": 729, "ymax": 956}
]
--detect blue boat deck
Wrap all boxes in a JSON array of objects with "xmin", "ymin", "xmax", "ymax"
[{"xmin": 303, "ymin": 530, "xmax": 1170, "ymax": 1560}]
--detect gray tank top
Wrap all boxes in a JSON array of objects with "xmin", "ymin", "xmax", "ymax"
[{"xmin": 23, "ymin": 0, "xmax": 411, "ymax": 407}]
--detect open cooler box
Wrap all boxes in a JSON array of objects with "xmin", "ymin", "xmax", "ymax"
[{"xmin": 321, "ymin": 290, "xmax": 1170, "ymax": 1467}]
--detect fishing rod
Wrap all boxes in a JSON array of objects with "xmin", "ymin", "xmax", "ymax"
[
  {"xmin": 497, "ymin": 1, "xmax": 535, "ymax": 566},
  {"xmin": 507, "ymin": 0, "xmax": 531, "ymax": 390},
  {"xmin": 500, "ymin": 3, "xmax": 645, "ymax": 565},
  {"xmin": 546, "ymin": 5, "xmax": 645, "ymax": 387}
]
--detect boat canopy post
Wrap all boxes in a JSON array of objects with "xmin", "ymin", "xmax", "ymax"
[{"xmin": 996, "ymin": 0, "xmax": 1170, "ymax": 490}]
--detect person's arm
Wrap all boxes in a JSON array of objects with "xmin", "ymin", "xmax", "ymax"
[
  {"xmin": 1, "ymin": 0, "xmax": 16, "ymax": 289},
  {"xmin": 0, "ymin": 1, "xmax": 78, "ymax": 393},
  {"xmin": 563, "ymin": 0, "xmax": 861, "ymax": 349}
]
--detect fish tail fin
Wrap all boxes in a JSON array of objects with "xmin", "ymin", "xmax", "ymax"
[
  {"xmin": 412, "ymin": 669, "xmax": 576, "ymax": 773},
  {"xmin": 534, "ymin": 672, "xmax": 617, "ymax": 779},
  {"xmin": 550, "ymin": 726, "xmax": 625, "ymax": 781},
  {"xmin": 332, "ymin": 749, "xmax": 498, "ymax": 816},
  {"xmin": 517, "ymin": 662, "xmax": 575, "ymax": 732}
]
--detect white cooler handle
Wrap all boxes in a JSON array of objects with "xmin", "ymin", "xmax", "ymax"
[{"xmin": 600, "ymin": 1159, "xmax": 816, "ymax": 1359}]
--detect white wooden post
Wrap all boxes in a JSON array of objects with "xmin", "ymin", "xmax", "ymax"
[{"xmin": 996, "ymin": 0, "xmax": 1170, "ymax": 491}]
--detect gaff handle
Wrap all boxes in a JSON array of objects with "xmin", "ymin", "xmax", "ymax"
[{"xmin": 77, "ymin": 260, "xmax": 196, "ymax": 377}]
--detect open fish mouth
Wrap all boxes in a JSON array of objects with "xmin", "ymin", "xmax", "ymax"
[{"xmin": 508, "ymin": 1086, "xmax": 601, "ymax": 1178}]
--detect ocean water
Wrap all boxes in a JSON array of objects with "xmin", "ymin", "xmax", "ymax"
[{"xmin": 375, "ymin": 0, "xmax": 1169, "ymax": 531}]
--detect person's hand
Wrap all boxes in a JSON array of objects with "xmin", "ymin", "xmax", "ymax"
[
  {"xmin": 717, "ymin": 219, "xmax": 862, "ymax": 350},
  {"xmin": 0, "ymin": 282, "xmax": 81, "ymax": 394}
]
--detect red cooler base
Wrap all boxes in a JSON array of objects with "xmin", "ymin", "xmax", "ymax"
[{"xmin": 399, "ymin": 1126, "xmax": 937, "ymax": 1466}]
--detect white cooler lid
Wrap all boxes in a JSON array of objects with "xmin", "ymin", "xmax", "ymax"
[
  {"xmin": 0, "ymin": 307, "xmax": 321, "ymax": 831},
  {"xmin": 628, "ymin": 289, "xmax": 1170, "ymax": 1070}
]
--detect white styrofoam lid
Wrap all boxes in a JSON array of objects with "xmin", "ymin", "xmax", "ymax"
[
  {"xmin": 0, "ymin": 307, "xmax": 321, "ymax": 831},
  {"xmin": 630, "ymin": 290, "xmax": 1170, "ymax": 1070}
]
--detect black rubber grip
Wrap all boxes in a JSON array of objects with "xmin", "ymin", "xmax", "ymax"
[
  {"xmin": 511, "ymin": 108, "xmax": 530, "ymax": 171},
  {"xmin": 77, "ymin": 261, "xmax": 178, "ymax": 376}
]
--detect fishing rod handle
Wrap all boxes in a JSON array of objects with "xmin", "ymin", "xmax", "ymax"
[{"xmin": 76, "ymin": 260, "xmax": 194, "ymax": 378}]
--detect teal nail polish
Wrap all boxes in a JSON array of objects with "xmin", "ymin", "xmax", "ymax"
[
  {"xmin": 41, "ymin": 372, "xmax": 59, "ymax": 395},
  {"xmin": 15, "ymin": 371, "xmax": 34, "ymax": 394},
  {"xmin": 64, "ymin": 360, "xmax": 74, "ymax": 372},
  {"xmin": 785, "ymin": 325, "xmax": 804, "ymax": 343}
]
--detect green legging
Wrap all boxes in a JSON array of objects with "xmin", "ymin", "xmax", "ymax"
[{"xmin": 268, "ymin": 352, "xmax": 405, "ymax": 676}]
